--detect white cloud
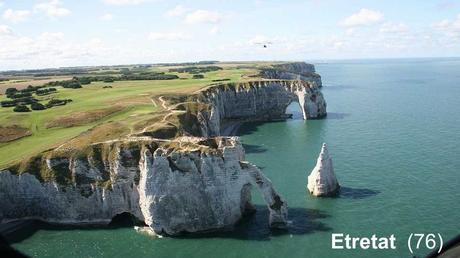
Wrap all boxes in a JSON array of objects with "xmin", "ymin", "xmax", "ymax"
[
  {"xmin": 100, "ymin": 13, "xmax": 113, "ymax": 21},
  {"xmin": 102, "ymin": 0, "xmax": 150, "ymax": 5},
  {"xmin": 209, "ymin": 25, "xmax": 220, "ymax": 35},
  {"xmin": 2, "ymin": 9, "xmax": 31, "ymax": 23},
  {"xmin": 345, "ymin": 28, "xmax": 355, "ymax": 36},
  {"xmin": 35, "ymin": 0, "xmax": 71, "ymax": 18},
  {"xmin": 165, "ymin": 5, "xmax": 188, "ymax": 17},
  {"xmin": 433, "ymin": 19, "xmax": 451, "ymax": 30},
  {"xmin": 0, "ymin": 31, "xmax": 116, "ymax": 69},
  {"xmin": 340, "ymin": 8, "xmax": 383, "ymax": 27},
  {"xmin": 380, "ymin": 22, "xmax": 409, "ymax": 34},
  {"xmin": 148, "ymin": 32, "xmax": 191, "ymax": 41},
  {"xmin": 432, "ymin": 14, "xmax": 460, "ymax": 46},
  {"xmin": 0, "ymin": 24, "xmax": 12, "ymax": 35},
  {"xmin": 185, "ymin": 10, "xmax": 222, "ymax": 24},
  {"xmin": 433, "ymin": 14, "xmax": 460, "ymax": 33},
  {"xmin": 332, "ymin": 40, "xmax": 345, "ymax": 50},
  {"xmin": 38, "ymin": 31, "xmax": 65, "ymax": 42}
]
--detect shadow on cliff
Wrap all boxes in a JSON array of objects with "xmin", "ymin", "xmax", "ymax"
[
  {"xmin": 338, "ymin": 187, "xmax": 380, "ymax": 199},
  {"xmin": 174, "ymin": 206, "xmax": 332, "ymax": 241},
  {"xmin": 237, "ymin": 121, "xmax": 264, "ymax": 136},
  {"xmin": 4, "ymin": 212, "xmax": 144, "ymax": 244}
]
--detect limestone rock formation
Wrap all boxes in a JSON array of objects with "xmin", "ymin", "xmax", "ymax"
[
  {"xmin": 195, "ymin": 80, "xmax": 327, "ymax": 137},
  {"xmin": 307, "ymin": 143, "xmax": 340, "ymax": 197},
  {"xmin": 260, "ymin": 62, "xmax": 323, "ymax": 87},
  {"xmin": 0, "ymin": 137, "xmax": 288, "ymax": 235}
]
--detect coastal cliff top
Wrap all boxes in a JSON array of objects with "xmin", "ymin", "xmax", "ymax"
[{"xmin": 0, "ymin": 61, "xmax": 320, "ymax": 169}]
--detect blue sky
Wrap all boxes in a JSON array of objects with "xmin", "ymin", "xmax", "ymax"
[{"xmin": 0, "ymin": 0, "xmax": 459, "ymax": 70}]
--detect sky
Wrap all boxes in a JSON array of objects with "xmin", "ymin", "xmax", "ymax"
[{"xmin": 0, "ymin": 0, "xmax": 459, "ymax": 70}]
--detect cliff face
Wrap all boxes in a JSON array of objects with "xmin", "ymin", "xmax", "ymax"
[
  {"xmin": 0, "ymin": 141, "xmax": 145, "ymax": 225},
  {"xmin": 139, "ymin": 137, "xmax": 287, "ymax": 234},
  {"xmin": 260, "ymin": 62, "xmax": 323, "ymax": 87},
  {"xmin": 194, "ymin": 80, "xmax": 326, "ymax": 137},
  {"xmin": 0, "ymin": 137, "xmax": 287, "ymax": 235}
]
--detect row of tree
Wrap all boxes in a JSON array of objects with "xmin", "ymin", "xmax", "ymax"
[
  {"xmin": 75, "ymin": 72, "xmax": 179, "ymax": 84},
  {"xmin": 2, "ymin": 85, "xmax": 59, "ymax": 109},
  {"xmin": 44, "ymin": 78, "xmax": 82, "ymax": 88},
  {"xmin": 5, "ymin": 85, "xmax": 50, "ymax": 98},
  {"xmin": 1, "ymin": 97, "xmax": 37, "ymax": 107},
  {"xmin": 42, "ymin": 72, "xmax": 180, "ymax": 89},
  {"xmin": 168, "ymin": 66, "xmax": 223, "ymax": 74},
  {"xmin": 1, "ymin": 85, "xmax": 69, "ymax": 112},
  {"xmin": 10, "ymin": 99, "xmax": 72, "ymax": 112}
]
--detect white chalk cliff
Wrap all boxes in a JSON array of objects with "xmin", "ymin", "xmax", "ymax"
[
  {"xmin": 194, "ymin": 80, "xmax": 327, "ymax": 137},
  {"xmin": 307, "ymin": 143, "xmax": 340, "ymax": 197},
  {"xmin": 259, "ymin": 62, "xmax": 323, "ymax": 88},
  {"xmin": 0, "ymin": 137, "xmax": 287, "ymax": 235}
]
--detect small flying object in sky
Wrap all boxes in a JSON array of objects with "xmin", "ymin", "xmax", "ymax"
[{"xmin": 255, "ymin": 42, "xmax": 272, "ymax": 48}]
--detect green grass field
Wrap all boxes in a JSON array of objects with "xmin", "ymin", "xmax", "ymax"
[{"xmin": 0, "ymin": 63, "xmax": 261, "ymax": 168}]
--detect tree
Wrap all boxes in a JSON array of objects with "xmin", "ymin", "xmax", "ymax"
[
  {"xmin": 5, "ymin": 88, "xmax": 18, "ymax": 96},
  {"xmin": 64, "ymin": 81, "xmax": 82, "ymax": 88},
  {"xmin": 10, "ymin": 92, "xmax": 32, "ymax": 99},
  {"xmin": 46, "ymin": 98, "xmax": 72, "ymax": 108},
  {"xmin": 13, "ymin": 105, "xmax": 31, "ymax": 112},
  {"xmin": 103, "ymin": 77, "xmax": 114, "ymax": 83},
  {"xmin": 31, "ymin": 102, "xmax": 46, "ymax": 110},
  {"xmin": 1, "ymin": 100, "xmax": 15, "ymax": 107},
  {"xmin": 78, "ymin": 77, "xmax": 92, "ymax": 85}
]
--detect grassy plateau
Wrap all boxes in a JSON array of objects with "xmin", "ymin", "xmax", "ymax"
[{"xmin": 0, "ymin": 62, "xmax": 271, "ymax": 168}]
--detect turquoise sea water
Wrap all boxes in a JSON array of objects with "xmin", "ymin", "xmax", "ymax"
[{"xmin": 11, "ymin": 58, "xmax": 460, "ymax": 258}]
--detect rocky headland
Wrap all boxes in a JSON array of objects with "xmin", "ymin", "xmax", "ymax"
[
  {"xmin": 260, "ymin": 62, "xmax": 323, "ymax": 87},
  {"xmin": 0, "ymin": 62, "xmax": 326, "ymax": 235}
]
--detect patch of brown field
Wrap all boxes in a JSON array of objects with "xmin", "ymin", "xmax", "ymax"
[
  {"xmin": 131, "ymin": 111, "xmax": 169, "ymax": 132},
  {"xmin": 0, "ymin": 126, "xmax": 32, "ymax": 143},
  {"xmin": 46, "ymin": 106, "xmax": 124, "ymax": 128},
  {"xmin": 0, "ymin": 76, "xmax": 72, "ymax": 94}
]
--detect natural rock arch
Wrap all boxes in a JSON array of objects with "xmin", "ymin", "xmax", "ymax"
[{"xmin": 195, "ymin": 80, "xmax": 327, "ymax": 137}]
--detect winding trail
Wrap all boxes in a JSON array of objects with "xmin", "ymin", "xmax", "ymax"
[{"xmin": 158, "ymin": 96, "xmax": 171, "ymax": 110}]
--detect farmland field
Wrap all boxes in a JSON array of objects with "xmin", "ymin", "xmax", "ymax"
[{"xmin": 0, "ymin": 63, "xmax": 262, "ymax": 168}]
